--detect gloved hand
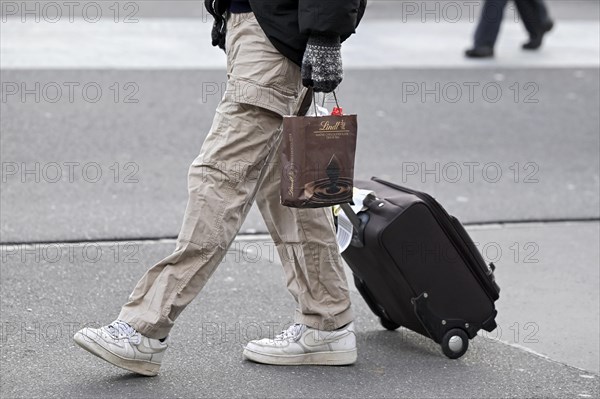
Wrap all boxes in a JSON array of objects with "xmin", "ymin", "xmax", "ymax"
[
  {"xmin": 205, "ymin": 0, "xmax": 227, "ymax": 52},
  {"xmin": 211, "ymin": 15, "xmax": 227, "ymax": 51},
  {"xmin": 301, "ymin": 34, "xmax": 343, "ymax": 93}
]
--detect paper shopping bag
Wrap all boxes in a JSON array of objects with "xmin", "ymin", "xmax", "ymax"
[{"xmin": 280, "ymin": 112, "xmax": 358, "ymax": 208}]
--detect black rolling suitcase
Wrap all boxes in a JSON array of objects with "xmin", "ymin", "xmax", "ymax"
[{"xmin": 340, "ymin": 177, "xmax": 500, "ymax": 359}]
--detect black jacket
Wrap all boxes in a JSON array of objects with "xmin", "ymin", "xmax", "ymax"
[{"xmin": 205, "ymin": 0, "xmax": 367, "ymax": 66}]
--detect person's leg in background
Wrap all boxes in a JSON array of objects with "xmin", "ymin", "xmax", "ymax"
[
  {"xmin": 516, "ymin": 0, "xmax": 554, "ymax": 50},
  {"xmin": 466, "ymin": 0, "xmax": 509, "ymax": 58},
  {"xmin": 534, "ymin": 0, "xmax": 551, "ymax": 25}
]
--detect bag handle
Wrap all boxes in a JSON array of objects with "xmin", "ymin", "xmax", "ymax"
[
  {"xmin": 293, "ymin": 89, "xmax": 342, "ymax": 117},
  {"xmin": 313, "ymin": 91, "xmax": 340, "ymax": 116}
]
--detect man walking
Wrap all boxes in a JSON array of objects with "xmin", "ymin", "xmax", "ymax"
[{"xmin": 73, "ymin": 0, "xmax": 367, "ymax": 376}]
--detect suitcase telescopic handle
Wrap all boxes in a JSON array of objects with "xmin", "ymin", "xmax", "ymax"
[
  {"xmin": 339, "ymin": 203, "xmax": 367, "ymax": 247},
  {"xmin": 339, "ymin": 203, "xmax": 361, "ymax": 231}
]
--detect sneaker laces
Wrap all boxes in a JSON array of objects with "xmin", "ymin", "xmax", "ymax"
[
  {"xmin": 106, "ymin": 320, "xmax": 139, "ymax": 342},
  {"xmin": 275, "ymin": 323, "xmax": 305, "ymax": 341}
]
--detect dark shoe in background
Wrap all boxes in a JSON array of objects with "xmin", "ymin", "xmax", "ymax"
[
  {"xmin": 465, "ymin": 46, "xmax": 494, "ymax": 58},
  {"xmin": 523, "ymin": 20, "xmax": 554, "ymax": 50}
]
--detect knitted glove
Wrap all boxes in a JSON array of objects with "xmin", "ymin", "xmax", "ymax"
[{"xmin": 301, "ymin": 35, "xmax": 343, "ymax": 93}]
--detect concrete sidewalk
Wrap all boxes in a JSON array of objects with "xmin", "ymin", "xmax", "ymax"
[
  {"xmin": 0, "ymin": 222, "xmax": 598, "ymax": 398},
  {"xmin": 2, "ymin": 16, "xmax": 599, "ymax": 68}
]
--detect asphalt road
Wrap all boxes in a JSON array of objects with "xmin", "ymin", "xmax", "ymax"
[{"xmin": 1, "ymin": 68, "xmax": 598, "ymax": 243}]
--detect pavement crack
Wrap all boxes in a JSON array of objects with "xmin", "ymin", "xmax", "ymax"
[{"xmin": 1, "ymin": 218, "xmax": 598, "ymax": 246}]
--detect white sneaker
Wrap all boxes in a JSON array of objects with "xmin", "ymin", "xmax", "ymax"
[
  {"xmin": 243, "ymin": 322, "xmax": 357, "ymax": 365},
  {"xmin": 73, "ymin": 320, "xmax": 168, "ymax": 376}
]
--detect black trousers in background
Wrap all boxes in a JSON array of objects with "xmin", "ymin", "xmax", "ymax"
[{"xmin": 474, "ymin": 0, "xmax": 550, "ymax": 48}]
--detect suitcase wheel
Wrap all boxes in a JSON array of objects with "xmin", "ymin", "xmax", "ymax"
[
  {"xmin": 380, "ymin": 317, "xmax": 400, "ymax": 331},
  {"xmin": 441, "ymin": 328, "xmax": 469, "ymax": 359}
]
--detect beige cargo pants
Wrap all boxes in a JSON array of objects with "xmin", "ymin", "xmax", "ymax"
[{"xmin": 118, "ymin": 12, "xmax": 353, "ymax": 339}]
